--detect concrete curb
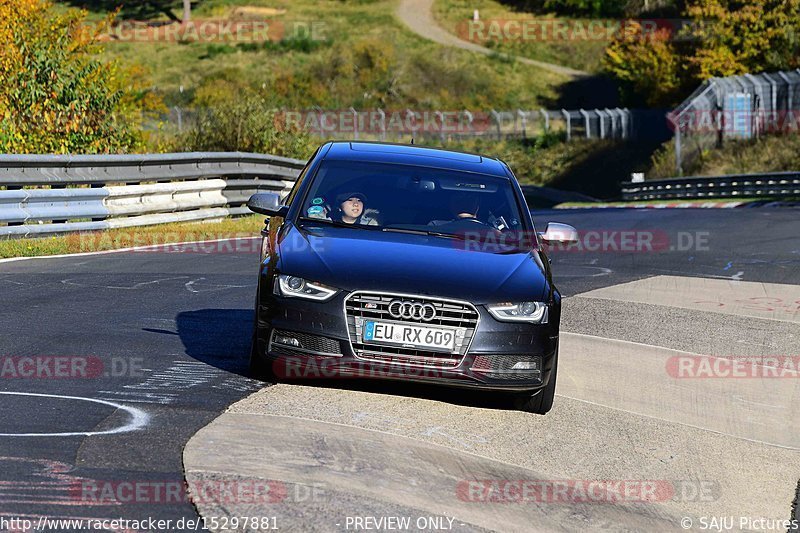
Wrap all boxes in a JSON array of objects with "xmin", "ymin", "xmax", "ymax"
[
  {"xmin": 183, "ymin": 411, "xmax": 680, "ymax": 532},
  {"xmin": 555, "ymin": 200, "xmax": 751, "ymax": 209}
]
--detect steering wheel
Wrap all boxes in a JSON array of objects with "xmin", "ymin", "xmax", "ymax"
[{"xmin": 436, "ymin": 217, "xmax": 498, "ymax": 232}]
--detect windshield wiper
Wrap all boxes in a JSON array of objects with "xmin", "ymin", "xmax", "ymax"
[{"xmin": 381, "ymin": 227, "xmax": 466, "ymax": 240}]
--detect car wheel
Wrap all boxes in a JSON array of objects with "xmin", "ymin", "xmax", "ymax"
[
  {"xmin": 249, "ymin": 294, "xmax": 276, "ymax": 381},
  {"xmin": 513, "ymin": 350, "xmax": 558, "ymax": 414}
]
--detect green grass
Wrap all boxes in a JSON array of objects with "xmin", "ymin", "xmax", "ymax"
[
  {"xmin": 433, "ymin": 0, "xmax": 608, "ymax": 73},
  {"xmin": 50, "ymin": 1, "xmax": 636, "ymax": 201},
  {"xmin": 63, "ymin": 0, "xmax": 566, "ymax": 110},
  {"xmin": 649, "ymin": 134, "xmax": 800, "ymax": 179},
  {"xmin": 0, "ymin": 215, "xmax": 265, "ymax": 258}
]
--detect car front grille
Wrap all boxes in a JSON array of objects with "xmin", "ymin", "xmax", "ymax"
[{"xmin": 345, "ymin": 292, "xmax": 479, "ymax": 368}]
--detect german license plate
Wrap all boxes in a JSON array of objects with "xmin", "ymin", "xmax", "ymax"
[{"xmin": 363, "ymin": 320, "xmax": 455, "ymax": 352}]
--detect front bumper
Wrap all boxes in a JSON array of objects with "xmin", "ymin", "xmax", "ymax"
[{"xmin": 254, "ymin": 291, "xmax": 559, "ymax": 392}]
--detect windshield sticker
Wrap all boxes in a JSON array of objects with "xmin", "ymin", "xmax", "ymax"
[
  {"xmin": 307, "ymin": 206, "xmax": 324, "ymax": 216},
  {"xmin": 311, "ymin": 197, "xmax": 325, "ymax": 205}
]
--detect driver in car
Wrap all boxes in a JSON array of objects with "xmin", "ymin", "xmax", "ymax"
[
  {"xmin": 428, "ymin": 193, "xmax": 483, "ymax": 227},
  {"xmin": 306, "ymin": 192, "xmax": 379, "ymax": 225}
]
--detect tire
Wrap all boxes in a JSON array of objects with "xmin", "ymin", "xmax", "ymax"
[
  {"xmin": 249, "ymin": 327, "xmax": 277, "ymax": 381},
  {"xmin": 249, "ymin": 292, "xmax": 276, "ymax": 381},
  {"xmin": 513, "ymin": 350, "xmax": 558, "ymax": 414}
]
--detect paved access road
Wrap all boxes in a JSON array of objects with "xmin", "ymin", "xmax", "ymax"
[
  {"xmin": 0, "ymin": 208, "xmax": 798, "ymax": 531},
  {"xmin": 395, "ymin": 0, "xmax": 587, "ymax": 77}
]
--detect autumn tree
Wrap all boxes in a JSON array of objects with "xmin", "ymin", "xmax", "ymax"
[
  {"xmin": 0, "ymin": 0, "xmax": 157, "ymax": 153},
  {"xmin": 604, "ymin": 0, "xmax": 800, "ymax": 106}
]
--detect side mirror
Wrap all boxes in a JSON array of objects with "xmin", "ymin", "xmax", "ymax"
[
  {"xmin": 538, "ymin": 222, "xmax": 578, "ymax": 245},
  {"xmin": 248, "ymin": 193, "xmax": 289, "ymax": 217}
]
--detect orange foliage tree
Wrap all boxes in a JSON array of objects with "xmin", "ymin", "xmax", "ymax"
[{"xmin": 0, "ymin": 0, "xmax": 158, "ymax": 153}]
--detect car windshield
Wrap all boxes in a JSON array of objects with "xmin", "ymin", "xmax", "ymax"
[{"xmin": 297, "ymin": 160, "xmax": 526, "ymax": 237}]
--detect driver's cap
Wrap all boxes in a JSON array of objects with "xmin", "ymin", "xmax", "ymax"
[{"xmin": 336, "ymin": 192, "xmax": 367, "ymax": 204}]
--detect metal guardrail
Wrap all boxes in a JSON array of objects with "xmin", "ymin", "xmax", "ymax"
[
  {"xmin": 621, "ymin": 172, "xmax": 800, "ymax": 201},
  {"xmin": 0, "ymin": 153, "xmax": 305, "ymax": 237}
]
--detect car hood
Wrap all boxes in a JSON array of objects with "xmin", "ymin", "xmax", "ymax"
[{"xmin": 277, "ymin": 224, "xmax": 549, "ymax": 304}]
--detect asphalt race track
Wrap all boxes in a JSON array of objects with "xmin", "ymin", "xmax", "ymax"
[{"xmin": 0, "ymin": 207, "xmax": 798, "ymax": 531}]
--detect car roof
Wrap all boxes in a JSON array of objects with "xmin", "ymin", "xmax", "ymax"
[{"xmin": 321, "ymin": 141, "xmax": 511, "ymax": 178}]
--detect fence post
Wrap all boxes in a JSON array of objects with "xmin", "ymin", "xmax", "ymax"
[
  {"xmin": 539, "ymin": 109, "xmax": 549, "ymax": 135},
  {"xmin": 517, "ymin": 110, "xmax": 528, "ymax": 138},
  {"xmin": 435, "ymin": 111, "xmax": 445, "ymax": 142},
  {"xmin": 779, "ymin": 71, "xmax": 793, "ymax": 110},
  {"xmin": 462, "ymin": 110, "xmax": 474, "ymax": 138},
  {"xmin": 378, "ymin": 108, "xmax": 386, "ymax": 141},
  {"xmin": 174, "ymin": 106, "xmax": 183, "ymax": 132},
  {"xmin": 349, "ymin": 107, "xmax": 359, "ymax": 140},
  {"xmin": 598, "ymin": 110, "xmax": 607, "ymax": 139},
  {"xmin": 562, "ymin": 109, "xmax": 571, "ymax": 141},
  {"xmin": 490, "ymin": 109, "xmax": 502, "ymax": 138},
  {"xmin": 617, "ymin": 108, "xmax": 629, "ymax": 139},
  {"xmin": 579, "ymin": 109, "xmax": 591, "ymax": 139},
  {"xmin": 405, "ymin": 109, "xmax": 417, "ymax": 142},
  {"xmin": 608, "ymin": 108, "xmax": 619, "ymax": 138}
]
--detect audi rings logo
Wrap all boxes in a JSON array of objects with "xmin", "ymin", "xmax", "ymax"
[{"xmin": 387, "ymin": 300, "xmax": 437, "ymax": 322}]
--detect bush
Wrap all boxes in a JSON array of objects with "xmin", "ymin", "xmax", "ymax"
[
  {"xmin": 498, "ymin": 0, "xmax": 628, "ymax": 16},
  {"xmin": 648, "ymin": 133, "xmax": 800, "ymax": 178},
  {"xmin": 172, "ymin": 79, "xmax": 316, "ymax": 159},
  {"xmin": 0, "ymin": 0, "xmax": 156, "ymax": 153}
]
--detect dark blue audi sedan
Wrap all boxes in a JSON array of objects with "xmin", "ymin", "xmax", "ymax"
[{"xmin": 247, "ymin": 141, "xmax": 577, "ymax": 414}]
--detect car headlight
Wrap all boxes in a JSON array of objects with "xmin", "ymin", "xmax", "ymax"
[
  {"xmin": 276, "ymin": 274, "xmax": 338, "ymax": 301},
  {"xmin": 486, "ymin": 302, "xmax": 548, "ymax": 323}
]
